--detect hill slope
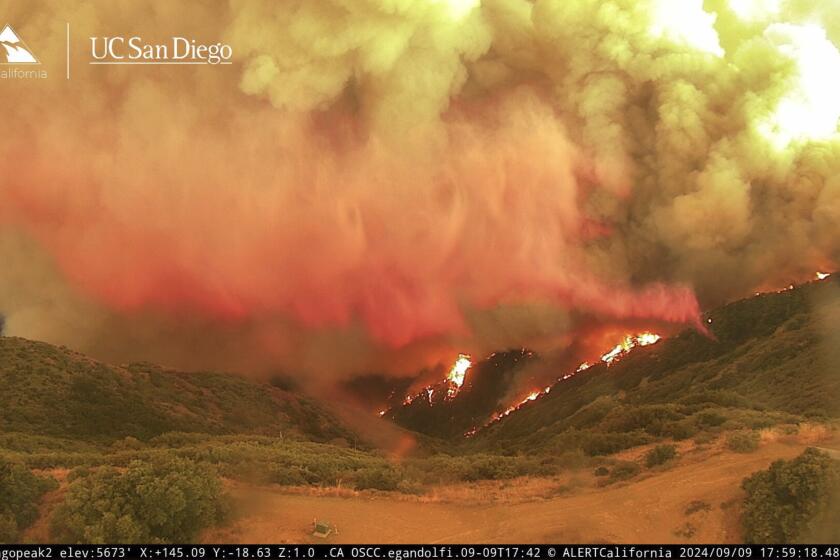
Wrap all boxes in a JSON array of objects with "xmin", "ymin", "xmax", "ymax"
[
  {"xmin": 385, "ymin": 349, "xmax": 537, "ymax": 438},
  {"xmin": 466, "ymin": 277, "xmax": 840, "ymax": 454},
  {"xmin": 0, "ymin": 337, "xmax": 353, "ymax": 444}
]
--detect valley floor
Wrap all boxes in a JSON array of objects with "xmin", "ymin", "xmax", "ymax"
[{"xmin": 204, "ymin": 432, "xmax": 838, "ymax": 544}]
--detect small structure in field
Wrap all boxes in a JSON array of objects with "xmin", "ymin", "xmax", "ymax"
[{"xmin": 312, "ymin": 519, "xmax": 334, "ymax": 539}]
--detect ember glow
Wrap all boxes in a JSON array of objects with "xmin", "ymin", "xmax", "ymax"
[
  {"xmin": 482, "ymin": 387, "xmax": 554, "ymax": 429},
  {"xmin": 751, "ymin": 272, "xmax": 834, "ymax": 298}
]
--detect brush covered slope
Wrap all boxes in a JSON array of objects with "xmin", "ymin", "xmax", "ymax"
[
  {"xmin": 0, "ymin": 336, "xmax": 352, "ymax": 444},
  {"xmin": 466, "ymin": 277, "xmax": 840, "ymax": 455}
]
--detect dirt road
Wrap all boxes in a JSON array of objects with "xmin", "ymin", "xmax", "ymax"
[{"xmin": 205, "ymin": 438, "xmax": 831, "ymax": 544}]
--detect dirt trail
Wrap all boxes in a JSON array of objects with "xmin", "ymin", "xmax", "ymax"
[
  {"xmin": 205, "ymin": 439, "xmax": 831, "ymax": 544},
  {"xmin": 21, "ymin": 469, "xmax": 69, "ymax": 543}
]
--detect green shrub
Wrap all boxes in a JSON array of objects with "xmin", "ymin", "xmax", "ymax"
[
  {"xmin": 594, "ymin": 466, "xmax": 609, "ymax": 477},
  {"xmin": 67, "ymin": 467, "xmax": 91, "ymax": 483},
  {"xmin": 579, "ymin": 431, "xmax": 652, "ymax": 456},
  {"xmin": 149, "ymin": 432, "xmax": 215, "ymax": 447},
  {"xmin": 404, "ymin": 454, "xmax": 554, "ymax": 484},
  {"xmin": 685, "ymin": 500, "xmax": 711, "ymax": 515},
  {"xmin": 546, "ymin": 429, "xmax": 651, "ymax": 457},
  {"xmin": 0, "ymin": 458, "xmax": 58, "ymax": 543},
  {"xmin": 645, "ymin": 444, "xmax": 678, "ymax": 468},
  {"xmin": 552, "ymin": 450, "xmax": 588, "ymax": 469},
  {"xmin": 353, "ymin": 467, "xmax": 401, "ymax": 491},
  {"xmin": 268, "ymin": 465, "xmax": 315, "ymax": 486},
  {"xmin": 693, "ymin": 432, "xmax": 716, "ymax": 445},
  {"xmin": 599, "ymin": 405, "xmax": 683, "ymax": 434},
  {"xmin": 607, "ymin": 461, "xmax": 641, "ymax": 483},
  {"xmin": 661, "ymin": 419, "xmax": 698, "ymax": 440},
  {"xmin": 727, "ymin": 431, "xmax": 760, "ymax": 453},
  {"xmin": 51, "ymin": 457, "xmax": 227, "ymax": 543},
  {"xmin": 679, "ymin": 390, "xmax": 750, "ymax": 409},
  {"xmin": 111, "ymin": 436, "xmax": 144, "ymax": 451},
  {"xmin": 396, "ymin": 479, "xmax": 425, "ymax": 495},
  {"xmin": 741, "ymin": 448, "xmax": 840, "ymax": 543},
  {"xmin": 459, "ymin": 456, "xmax": 518, "ymax": 481},
  {"xmin": 696, "ymin": 411, "xmax": 727, "ymax": 428},
  {"xmin": 0, "ymin": 514, "xmax": 19, "ymax": 544},
  {"xmin": 566, "ymin": 396, "xmax": 615, "ymax": 428}
]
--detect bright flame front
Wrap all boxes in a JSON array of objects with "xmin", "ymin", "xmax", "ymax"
[
  {"xmin": 446, "ymin": 353, "xmax": 472, "ymax": 398},
  {"xmin": 447, "ymin": 354, "xmax": 472, "ymax": 387},
  {"xmin": 601, "ymin": 332, "xmax": 661, "ymax": 365}
]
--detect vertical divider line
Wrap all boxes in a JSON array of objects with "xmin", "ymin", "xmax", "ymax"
[{"xmin": 66, "ymin": 22, "xmax": 70, "ymax": 80}]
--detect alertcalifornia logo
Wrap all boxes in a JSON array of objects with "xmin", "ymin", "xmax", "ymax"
[
  {"xmin": 89, "ymin": 36, "xmax": 233, "ymax": 65},
  {"xmin": 0, "ymin": 23, "xmax": 48, "ymax": 79},
  {"xmin": 0, "ymin": 24, "xmax": 38, "ymax": 63}
]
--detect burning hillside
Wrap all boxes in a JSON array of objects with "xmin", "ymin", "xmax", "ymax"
[
  {"xmin": 460, "ymin": 272, "xmax": 836, "ymax": 437},
  {"xmin": 391, "ymin": 353, "xmax": 474, "ymax": 409},
  {"xmin": 463, "ymin": 273, "xmax": 840, "ymax": 455},
  {"xmin": 384, "ymin": 270, "xmax": 837, "ymax": 439},
  {"xmin": 464, "ymin": 332, "xmax": 663, "ymax": 436},
  {"xmin": 380, "ymin": 331, "xmax": 662, "ymax": 438},
  {"xmin": 382, "ymin": 349, "xmax": 536, "ymax": 438}
]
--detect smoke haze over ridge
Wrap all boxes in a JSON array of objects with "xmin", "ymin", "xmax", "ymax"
[{"xmin": 0, "ymin": 0, "xmax": 838, "ymax": 385}]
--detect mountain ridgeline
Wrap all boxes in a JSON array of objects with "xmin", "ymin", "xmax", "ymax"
[
  {"xmin": 0, "ymin": 275, "xmax": 837, "ymax": 456},
  {"xmin": 0, "ymin": 337, "xmax": 353, "ymax": 445},
  {"xmin": 462, "ymin": 276, "xmax": 840, "ymax": 455}
]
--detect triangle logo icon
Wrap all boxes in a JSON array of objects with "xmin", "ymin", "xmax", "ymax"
[{"xmin": 0, "ymin": 25, "xmax": 40, "ymax": 64}]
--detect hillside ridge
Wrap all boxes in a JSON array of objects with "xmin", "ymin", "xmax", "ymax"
[{"xmin": 0, "ymin": 336, "xmax": 353, "ymax": 444}]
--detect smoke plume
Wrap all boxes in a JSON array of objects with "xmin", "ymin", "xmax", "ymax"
[{"xmin": 0, "ymin": 0, "xmax": 838, "ymax": 385}]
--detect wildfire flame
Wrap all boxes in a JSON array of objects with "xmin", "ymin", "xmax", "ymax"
[
  {"xmin": 485, "ymin": 388, "xmax": 553, "ymax": 427},
  {"xmin": 383, "ymin": 353, "xmax": 473, "ymax": 414},
  {"xmin": 753, "ymin": 272, "xmax": 832, "ymax": 298},
  {"xmin": 599, "ymin": 332, "xmax": 662, "ymax": 366},
  {"xmin": 446, "ymin": 353, "xmax": 472, "ymax": 398},
  {"xmin": 465, "ymin": 331, "xmax": 662, "ymax": 436},
  {"xmin": 392, "ymin": 268, "xmax": 836, "ymax": 429},
  {"xmin": 387, "ymin": 332, "xmax": 665, "ymax": 428},
  {"xmin": 447, "ymin": 354, "xmax": 472, "ymax": 388}
]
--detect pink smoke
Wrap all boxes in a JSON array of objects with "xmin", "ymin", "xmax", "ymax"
[{"xmin": 0, "ymin": 95, "xmax": 702, "ymax": 349}]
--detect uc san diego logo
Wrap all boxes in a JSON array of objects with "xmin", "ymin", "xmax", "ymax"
[{"xmin": 0, "ymin": 24, "xmax": 47, "ymax": 79}]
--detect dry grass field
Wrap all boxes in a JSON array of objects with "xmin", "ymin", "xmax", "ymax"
[{"xmin": 201, "ymin": 429, "xmax": 838, "ymax": 544}]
